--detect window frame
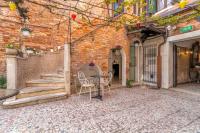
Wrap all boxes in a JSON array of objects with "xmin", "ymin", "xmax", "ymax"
[{"xmin": 112, "ymin": 0, "xmax": 124, "ymax": 17}]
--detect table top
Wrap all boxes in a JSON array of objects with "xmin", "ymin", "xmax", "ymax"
[
  {"xmin": 0, "ymin": 89, "xmax": 19, "ymax": 100},
  {"xmin": 90, "ymin": 75, "xmax": 109, "ymax": 78}
]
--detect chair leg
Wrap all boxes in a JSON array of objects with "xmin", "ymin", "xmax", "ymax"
[
  {"xmin": 79, "ymin": 86, "xmax": 83, "ymax": 96},
  {"xmin": 108, "ymin": 85, "xmax": 111, "ymax": 93},
  {"xmin": 89, "ymin": 87, "xmax": 92, "ymax": 101},
  {"xmin": 102, "ymin": 86, "xmax": 104, "ymax": 96}
]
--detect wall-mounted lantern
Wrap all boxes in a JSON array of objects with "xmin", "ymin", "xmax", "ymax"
[{"xmin": 21, "ymin": 27, "xmax": 31, "ymax": 37}]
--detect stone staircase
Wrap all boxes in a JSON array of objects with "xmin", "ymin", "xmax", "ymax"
[{"xmin": 3, "ymin": 69, "xmax": 68, "ymax": 108}]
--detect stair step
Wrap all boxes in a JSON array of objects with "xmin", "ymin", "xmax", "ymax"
[
  {"xmin": 3, "ymin": 92, "xmax": 68, "ymax": 108},
  {"xmin": 41, "ymin": 73, "xmax": 64, "ymax": 80},
  {"xmin": 57, "ymin": 69, "xmax": 64, "ymax": 74},
  {"xmin": 26, "ymin": 79, "xmax": 64, "ymax": 87},
  {"xmin": 17, "ymin": 88, "xmax": 66, "ymax": 99},
  {"xmin": 20, "ymin": 86, "xmax": 65, "ymax": 94}
]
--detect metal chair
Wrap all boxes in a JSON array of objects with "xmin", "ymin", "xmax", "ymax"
[
  {"xmin": 101, "ymin": 72, "xmax": 113, "ymax": 95},
  {"xmin": 77, "ymin": 71, "xmax": 96, "ymax": 100}
]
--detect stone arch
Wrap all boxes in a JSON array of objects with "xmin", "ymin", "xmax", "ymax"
[{"xmin": 108, "ymin": 46, "xmax": 126, "ymax": 86}]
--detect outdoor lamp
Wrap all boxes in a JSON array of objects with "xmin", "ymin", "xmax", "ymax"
[
  {"xmin": 50, "ymin": 49, "xmax": 54, "ymax": 52},
  {"xmin": 71, "ymin": 14, "xmax": 77, "ymax": 21},
  {"xmin": 21, "ymin": 27, "xmax": 31, "ymax": 37},
  {"xmin": 167, "ymin": 25, "xmax": 172, "ymax": 31},
  {"xmin": 134, "ymin": 40, "xmax": 140, "ymax": 47},
  {"xmin": 179, "ymin": 0, "xmax": 188, "ymax": 9},
  {"xmin": 57, "ymin": 46, "xmax": 61, "ymax": 50},
  {"xmin": 9, "ymin": 1, "xmax": 17, "ymax": 11}
]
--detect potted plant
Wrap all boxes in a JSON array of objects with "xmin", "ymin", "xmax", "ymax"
[
  {"xmin": 5, "ymin": 43, "xmax": 18, "ymax": 55},
  {"xmin": 0, "ymin": 75, "xmax": 6, "ymax": 89},
  {"xmin": 126, "ymin": 79, "xmax": 133, "ymax": 88},
  {"xmin": 26, "ymin": 47, "xmax": 35, "ymax": 55}
]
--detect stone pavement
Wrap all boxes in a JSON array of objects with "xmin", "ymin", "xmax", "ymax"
[{"xmin": 0, "ymin": 86, "xmax": 200, "ymax": 133}]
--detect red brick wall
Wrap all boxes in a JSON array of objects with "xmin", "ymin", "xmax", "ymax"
[
  {"xmin": 71, "ymin": 26, "xmax": 131, "ymax": 86},
  {"xmin": 0, "ymin": 23, "xmax": 66, "ymax": 75}
]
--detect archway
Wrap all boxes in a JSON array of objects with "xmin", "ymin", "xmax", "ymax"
[{"xmin": 108, "ymin": 47, "xmax": 126, "ymax": 86}]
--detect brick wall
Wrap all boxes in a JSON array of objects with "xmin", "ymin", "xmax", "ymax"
[
  {"xmin": 0, "ymin": 1, "xmax": 68, "ymax": 75},
  {"xmin": 71, "ymin": 26, "xmax": 130, "ymax": 89}
]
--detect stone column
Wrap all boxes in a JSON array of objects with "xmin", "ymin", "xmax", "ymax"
[
  {"xmin": 161, "ymin": 41, "xmax": 173, "ymax": 89},
  {"xmin": 64, "ymin": 44, "xmax": 71, "ymax": 95},
  {"xmin": 6, "ymin": 55, "xmax": 17, "ymax": 90},
  {"xmin": 120, "ymin": 49, "xmax": 126, "ymax": 86}
]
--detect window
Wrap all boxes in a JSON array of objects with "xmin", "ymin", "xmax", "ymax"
[
  {"xmin": 147, "ymin": 0, "xmax": 157, "ymax": 15},
  {"xmin": 113, "ymin": 0, "xmax": 124, "ymax": 16},
  {"xmin": 167, "ymin": 0, "xmax": 173, "ymax": 7},
  {"xmin": 158, "ymin": 0, "xmax": 165, "ymax": 11}
]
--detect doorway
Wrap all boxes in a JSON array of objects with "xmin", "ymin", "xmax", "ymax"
[
  {"xmin": 143, "ymin": 45, "xmax": 157, "ymax": 84},
  {"xmin": 173, "ymin": 40, "xmax": 200, "ymax": 87},
  {"xmin": 108, "ymin": 47, "xmax": 126, "ymax": 86},
  {"xmin": 113, "ymin": 64, "xmax": 120, "ymax": 81}
]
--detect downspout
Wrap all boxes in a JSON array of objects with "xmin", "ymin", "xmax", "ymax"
[{"xmin": 157, "ymin": 29, "xmax": 167, "ymax": 88}]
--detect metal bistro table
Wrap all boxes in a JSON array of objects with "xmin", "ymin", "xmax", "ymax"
[
  {"xmin": 90, "ymin": 74, "xmax": 108, "ymax": 101},
  {"xmin": 0, "ymin": 89, "xmax": 19, "ymax": 101}
]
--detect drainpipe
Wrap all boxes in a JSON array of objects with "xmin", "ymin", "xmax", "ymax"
[{"xmin": 157, "ymin": 30, "xmax": 167, "ymax": 88}]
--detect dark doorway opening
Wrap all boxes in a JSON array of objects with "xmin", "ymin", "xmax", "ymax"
[{"xmin": 113, "ymin": 64, "xmax": 119, "ymax": 80}]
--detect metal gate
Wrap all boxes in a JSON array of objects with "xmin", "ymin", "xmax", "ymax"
[{"xmin": 143, "ymin": 45, "xmax": 157, "ymax": 83}]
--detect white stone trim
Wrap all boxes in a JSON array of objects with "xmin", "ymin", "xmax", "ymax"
[
  {"xmin": 6, "ymin": 55, "xmax": 17, "ymax": 90},
  {"xmin": 64, "ymin": 44, "xmax": 70, "ymax": 94},
  {"xmin": 120, "ymin": 49, "xmax": 126, "ymax": 86},
  {"xmin": 168, "ymin": 30, "xmax": 200, "ymax": 43}
]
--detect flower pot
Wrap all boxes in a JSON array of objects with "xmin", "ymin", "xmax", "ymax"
[{"xmin": 6, "ymin": 48, "xmax": 18, "ymax": 55}]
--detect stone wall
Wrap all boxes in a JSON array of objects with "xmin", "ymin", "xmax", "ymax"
[{"xmin": 17, "ymin": 51, "xmax": 64, "ymax": 89}]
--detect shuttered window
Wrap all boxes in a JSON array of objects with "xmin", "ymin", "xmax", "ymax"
[{"xmin": 113, "ymin": 0, "xmax": 124, "ymax": 16}]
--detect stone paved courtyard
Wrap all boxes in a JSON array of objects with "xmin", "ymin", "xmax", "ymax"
[{"xmin": 0, "ymin": 86, "xmax": 200, "ymax": 133}]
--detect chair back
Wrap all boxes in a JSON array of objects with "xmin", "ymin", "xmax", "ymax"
[{"xmin": 78, "ymin": 71, "xmax": 86, "ymax": 85}]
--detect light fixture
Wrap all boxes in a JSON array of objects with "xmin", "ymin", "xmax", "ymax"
[
  {"xmin": 134, "ymin": 40, "xmax": 141, "ymax": 47},
  {"xmin": 21, "ymin": 27, "xmax": 31, "ymax": 37},
  {"xmin": 167, "ymin": 25, "xmax": 172, "ymax": 31},
  {"xmin": 179, "ymin": 0, "xmax": 188, "ymax": 9},
  {"xmin": 9, "ymin": 1, "xmax": 17, "ymax": 11},
  {"xmin": 57, "ymin": 46, "xmax": 61, "ymax": 50}
]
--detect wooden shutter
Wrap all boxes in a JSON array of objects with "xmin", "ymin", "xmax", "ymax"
[{"xmin": 148, "ymin": 0, "xmax": 157, "ymax": 14}]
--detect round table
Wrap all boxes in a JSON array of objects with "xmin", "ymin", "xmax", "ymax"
[
  {"xmin": 0, "ymin": 89, "xmax": 19, "ymax": 101},
  {"xmin": 90, "ymin": 75, "xmax": 108, "ymax": 101}
]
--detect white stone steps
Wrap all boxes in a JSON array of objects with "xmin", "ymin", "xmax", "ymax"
[
  {"xmin": 41, "ymin": 73, "xmax": 64, "ymax": 80},
  {"xmin": 20, "ymin": 86, "xmax": 65, "ymax": 94},
  {"xmin": 26, "ymin": 79, "xmax": 64, "ymax": 87},
  {"xmin": 3, "ymin": 92, "xmax": 68, "ymax": 108},
  {"xmin": 57, "ymin": 69, "xmax": 64, "ymax": 74}
]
